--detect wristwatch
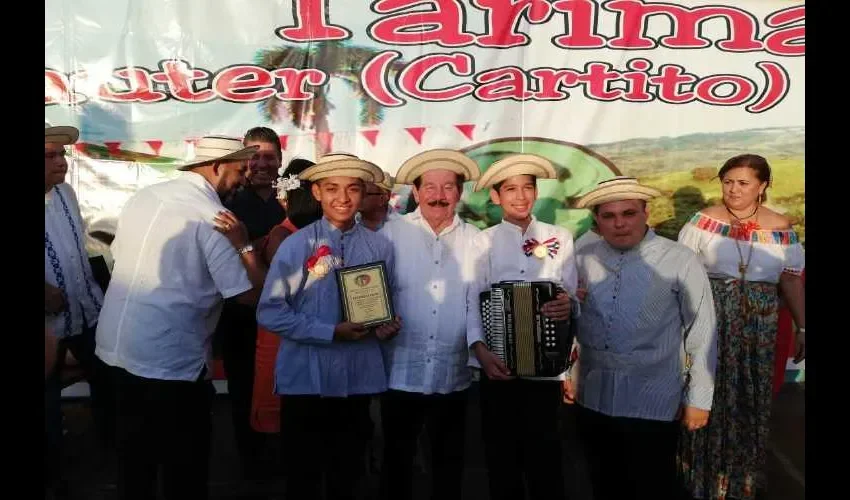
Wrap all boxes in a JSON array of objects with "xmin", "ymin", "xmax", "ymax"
[{"xmin": 238, "ymin": 244, "xmax": 254, "ymax": 255}]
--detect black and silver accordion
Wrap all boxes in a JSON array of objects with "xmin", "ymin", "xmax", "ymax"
[{"xmin": 479, "ymin": 281, "xmax": 573, "ymax": 378}]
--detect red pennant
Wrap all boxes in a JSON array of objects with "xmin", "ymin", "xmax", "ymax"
[
  {"xmin": 315, "ymin": 132, "xmax": 334, "ymax": 152},
  {"xmin": 278, "ymin": 135, "xmax": 289, "ymax": 150},
  {"xmin": 185, "ymin": 137, "xmax": 200, "ymax": 146},
  {"xmin": 361, "ymin": 130, "xmax": 379, "ymax": 146},
  {"xmin": 405, "ymin": 127, "xmax": 426, "ymax": 144},
  {"xmin": 145, "ymin": 140, "xmax": 163, "ymax": 156},
  {"xmin": 104, "ymin": 141, "xmax": 122, "ymax": 155},
  {"xmin": 455, "ymin": 124, "xmax": 475, "ymax": 141},
  {"xmin": 74, "ymin": 143, "xmax": 88, "ymax": 155}
]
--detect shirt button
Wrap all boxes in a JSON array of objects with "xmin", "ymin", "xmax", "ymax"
[
  {"xmin": 432, "ymin": 285, "xmax": 437, "ymax": 289},
  {"xmin": 427, "ymin": 359, "xmax": 431, "ymax": 363},
  {"xmin": 432, "ymin": 310, "xmax": 437, "ymax": 315},
  {"xmin": 434, "ymin": 260, "xmax": 439, "ymax": 265},
  {"xmin": 430, "ymin": 335, "xmax": 434, "ymax": 340},
  {"xmin": 520, "ymin": 270, "xmax": 525, "ymax": 274}
]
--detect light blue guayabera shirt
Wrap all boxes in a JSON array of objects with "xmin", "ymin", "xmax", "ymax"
[
  {"xmin": 257, "ymin": 217, "xmax": 395, "ymax": 397},
  {"xmin": 575, "ymin": 229, "xmax": 717, "ymax": 422}
]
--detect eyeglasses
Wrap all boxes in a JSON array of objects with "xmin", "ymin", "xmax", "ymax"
[{"xmin": 365, "ymin": 191, "xmax": 385, "ymax": 196}]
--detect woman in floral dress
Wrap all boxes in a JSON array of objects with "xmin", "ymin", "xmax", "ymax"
[{"xmin": 676, "ymin": 154, "xmax": 805, "ymax": 499}]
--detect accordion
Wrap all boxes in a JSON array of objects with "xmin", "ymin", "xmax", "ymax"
[{"xmin": 479, "ymin": 281, "xmax": 573, "ymax": 378}]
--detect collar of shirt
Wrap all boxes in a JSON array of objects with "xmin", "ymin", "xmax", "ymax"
[
  {"xmin": 598, "ymin": 227, "xmax": 658, "ymax": 266},
  {"xmin": 180, "ymin": 171, "xmax": 222, "ymax": 206},
  {"xmin": 498, "ymin": 215, "xmax": 539, "ymax": 238},
  {"xmin": 320, "ymin": 216, "xmax": 359, "ymax": 237},
  {"xmin": 409, "ymin": 207, "xmax": 462, "ymax": 238}
]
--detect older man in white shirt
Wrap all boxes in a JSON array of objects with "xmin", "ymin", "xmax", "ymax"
[
  {"xmin": 378, "ymin": 149, "xmax": 481, "ymax": 500},
  {"xmin": 95, "ymin": 136, "xmax": 268, "ymax": 500},
  {"xmin": 44, "ymin": 123, "xmax": 111, "ymax": 497}
]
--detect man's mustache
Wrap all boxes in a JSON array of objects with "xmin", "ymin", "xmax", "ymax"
[{"xmin": 427, "ymin": 199, "xmax": 450, "ymax": 207}]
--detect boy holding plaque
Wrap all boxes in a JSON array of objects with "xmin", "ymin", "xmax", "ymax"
[
  {"xmin": 466, "ymin": 154, "xmax": 579, "ymax": 500},
  {"xmin": 257, "ymin": 152, "xmax": 401, "ymax": 500}
]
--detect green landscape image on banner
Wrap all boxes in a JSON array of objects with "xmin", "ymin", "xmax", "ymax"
[{"xmin": 389, "ymin": 127, "xmax": 805, "ymax": 245}]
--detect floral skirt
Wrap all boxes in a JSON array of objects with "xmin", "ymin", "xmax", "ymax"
[{"xmin": 678, "ymin": 278, "xmax": 779, "ymax": 499}]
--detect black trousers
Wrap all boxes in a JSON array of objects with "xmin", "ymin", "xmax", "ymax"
[
  {"xmin": 379, "ymin": 389, "xmax": 468, "ymax": 500},
  {"xmin": 576, "ymin": 404, "xmax": 681, "ymax": 500},
  {"xmin": 45, "ymin": 322, "xmax": 115, "ymax": 492},
  {"xmin": 479, "ymin": 377, "xmax": 566, "ymax": 500},
  {"xmin": 215, "ymin": 301, "xmax": 267, "ymax": 475},
  {"xmin": 60, "ymin": 322, "xmax": 116, "ymax": 446},
  {"xmin": 112, "ymin": 366, "xmax": 214, "ymax": 500},
  {"xmin": 280, "ymin": 394, "xmax": 373, "ymax": 500}
]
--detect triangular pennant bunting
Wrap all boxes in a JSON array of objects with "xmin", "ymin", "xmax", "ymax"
[
  {"xmin": 145, "ymin": 140, "xmax": 163, "ymax": 156},
  {"xmin": 361, "ymin": 130, "xmax": 379, "ymax": 146},
  {"xmin": 278, "ymin": 135, "xmax": 289, "ymax": 150},
  {"xmin": 455, "ymin": 124, "xmax": 475, "ymax": 141},
  {"xmin": 405, "ymin": 127, "xmax": 426, "ymax": 144},
  {"xmin": 104, "ymin": 141, "xmax": 122, "ymax": 155}
]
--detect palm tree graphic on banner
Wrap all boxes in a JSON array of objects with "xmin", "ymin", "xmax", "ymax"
[{"xmin": 255, "ymin": 40, "xmax": 405, "ymax": 157}]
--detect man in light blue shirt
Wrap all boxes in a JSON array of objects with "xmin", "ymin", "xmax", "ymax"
[
  {"xmin": 257, "ymin": 153, "xmax": 400, "ymax": 500},
  {"xmin": 569, "ymin": 177, "xmax": 717, "ymax": 500}
]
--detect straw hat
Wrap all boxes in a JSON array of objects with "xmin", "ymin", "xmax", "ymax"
[
  {"xmin": 375, "ymin": 171, "xmax": 395, "ymax": 192},
  {"xmin": 574, "ymin": 176, "xmax": 662, "ymax": 208},
  {"xmin": 178, "ymin": 136, "xmax": 259, "ymax": 171},
  {"xmin": 473, "ymin": 154, "xmax": 556, "ymax": 191},
  {"xmin": 394, "ymin": 149, "xmax": 480, "ymax": 185},
  {"xmin": 299, "ymin": 152, "xmax": 383, "ymax": 183},
  {"xmin": 45, "ymin": 123, "xmax": 79, "ymax": 146}
]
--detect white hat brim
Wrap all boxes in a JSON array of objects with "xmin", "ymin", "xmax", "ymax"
[
  {"xmin": 395, "ymin": 149, "xmax": 480, "ymax": 185},
  {"xmin": 473, "ymin": 154, "xmax": 556, "ymax": 191},
  {"xmin": 299, "ymin": 158, "xmax": 383, "ymax": 183},
  {"xmin": 574, "ymin": 182, "xmax": 662, "ymax": 209},
  {"xmin": 45, "ymin": 126, "xmax": 79, "ymax": 146},
  {"xmin": 178, "ymin": 146, "xmax": 258, "ymax": 171}
]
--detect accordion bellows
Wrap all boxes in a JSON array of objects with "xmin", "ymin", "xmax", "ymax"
[{"xmin": 479, "ymin": 281, "xmax": 573, "ymax": 378}]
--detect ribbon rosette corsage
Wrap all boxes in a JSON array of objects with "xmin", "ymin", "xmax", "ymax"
[
  {"xmin": 729, "ymin": 220, "xmax": 759, "ymax": 241},
  {"xmin": 306, "ymin": 245, "xmax": 333, "ymax": 279},
  {"xmin": 523, "ymin": 237, "xmax": 560, "ymax": 259}
]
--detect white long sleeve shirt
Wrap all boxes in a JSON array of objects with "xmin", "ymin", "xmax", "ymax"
[
  {"xmin": 466, "ymin": 217, "xmax": 579, "ymax": 379},
  {"xmin": 379, "ymin": 208, "xmax": 480, "ymax": 394},
  {"xmin": 95, "ymin": 172, "xmax": 252, "ymax": 382},
  {"xmin": 45, "ymin": 183, "xmax": 103, "ymax": 338}
]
